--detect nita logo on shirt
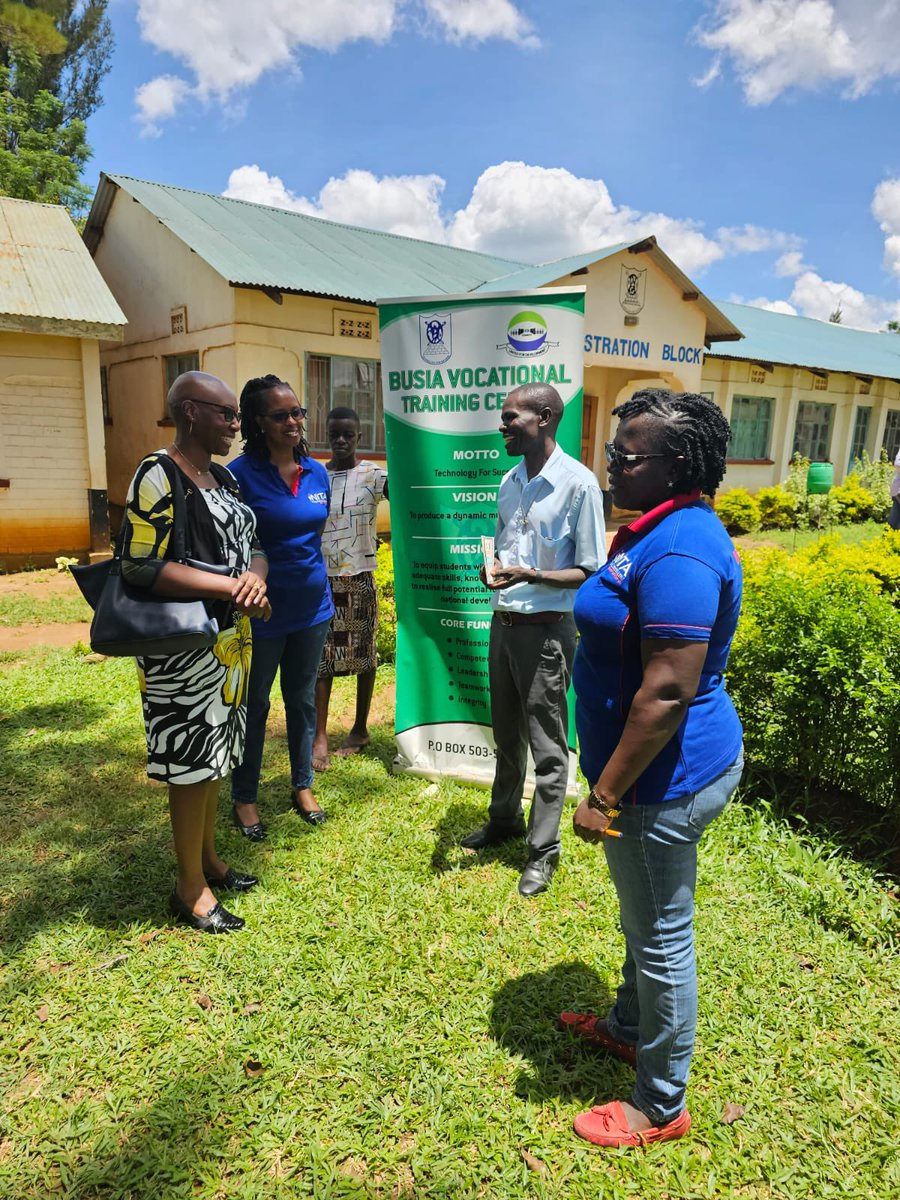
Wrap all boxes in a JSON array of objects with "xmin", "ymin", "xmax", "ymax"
[
  {"xmin": 608, "ymin": 552, "xmax": 632, "ymax": 582},
  {"xmin": 309, "ymin": 491, "xmax": 328, "ymax": 504}
]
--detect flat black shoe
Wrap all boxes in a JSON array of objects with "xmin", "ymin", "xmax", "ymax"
[
  {"xmin": 204, "ymin": 867, "xmax": 258, "ymax": 892},
  {"xmin": 460, "ymin": 821, "xmax": 526, "ymax": 851},
  {"xmin": 518, "ymin": 855, "xmax": 559, "ymax": 897},
  {"xmin": 232, "ymin": 803, "xmax": 267, "ymax": 842},
  {"xmin": 169, "ymin": 891, "xmax": 245, "ymax": 933},
  {"xmin": 290, "ymin": 795, "xmax": 328, "ymax": 826}
]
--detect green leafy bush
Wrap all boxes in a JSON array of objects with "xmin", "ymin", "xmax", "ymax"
[
  {"xmin": 756, "ymin": 485, "xmax": 798, "ymax": 530},
  {"xmin": 374, "ymin": 541, "xmax": 396, "ymax": 664},
  {"xmin": 730, "ymin": 539, "xmax": 900, "ymax": 812},
  {"xmin": 715, "ymin": 488, "xmax": 760, "ymax": 534},
  {"xmin": 851, "ymin": 451, "xmax": 894, "ymax": 522},
  {"xmin": 829, "ymin": 473, "xmax": 875, "ymax": 522}
]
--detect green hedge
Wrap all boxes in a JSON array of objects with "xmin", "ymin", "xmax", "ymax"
[
  {"xmin": 729, "ymin": 532, "xmax": 900, "ymax": 812},
  {"xmin": 374, "ymin": 542, "xmax": 396, "ymax": 664}
]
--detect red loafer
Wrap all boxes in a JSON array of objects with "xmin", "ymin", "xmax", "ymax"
[
  {"xmin": 574, "ymin": 1100, "xmax": 691, "ymax": 1147},
  {"xmin": 557, "ymin": 1012, "xmax": 637, "ymax": 1067}
]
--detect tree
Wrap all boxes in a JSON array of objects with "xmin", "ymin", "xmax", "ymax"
[
  {"xmin": 0, "ymin": 65, "xmax": 90, "ymax": 212},
  {"xmin": 0, "ymin": 2, "xmax": 111, "ymax": 216},
  {"xmin": 828, "ymin": 305, "xmax": 843, "ymax": 324},
  {"xmin": 887, "ymin": 320, "xmax": 900, "ymax": 334}
]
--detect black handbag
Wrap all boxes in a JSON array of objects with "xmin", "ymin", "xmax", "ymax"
[{"xmin": 70, "ymin": 455, "xmax": 237, "ymax": 658}]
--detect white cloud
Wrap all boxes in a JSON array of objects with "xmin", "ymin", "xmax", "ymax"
[
  {"xmin": 225, "ymin": 159, "xmax": 803, "ymax": 278},
  {"xmin": 741, "ymin": 295, "xmax": 799, "ymax": 315},
  {"xmin": 134, "ymin": 75, "xmax": 192, "ymax": 136},
  {"xmin": 774, "ymin": 249, "xmax": 811, "ymax": 277},
  {"xmin": 872, "ymin": 178, "xmax": 900, "ymax": 279},
  {"xmin": 447, "ymin": 161, "xmax": 727, "ymax": 273},
  {"xmin": 134, "ymin": 1, "xmax": 536, "ymax": 128},
  {"xmin": 788, "ymin": 269, "xmax": 900, "ymax": 328},
  {"xmin": 696, "ymin": 0, "xmax": 900, "ymax": 105},
  {"xmin": 224, "ymin": 165, "xmax": 448, "ymax": 242},
  {"xmin": 421, "ymin": 0, "xmax": 538, "ymax": 46}
]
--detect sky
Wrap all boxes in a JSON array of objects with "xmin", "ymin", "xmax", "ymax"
[{"xmin": 84, "ymin": 0, "xmax": 900, "ymax": 330}]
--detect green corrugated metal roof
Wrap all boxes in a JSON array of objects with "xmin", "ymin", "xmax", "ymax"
[
  {"xmin": 87, "ymin": 174, "xmax": 527, "ymax": 303},
  {"xmin": 473, "ymin": 245, "xmax": 630, "ymax": 292},
  {"xmin": 709, "ymin": 300, "xmax": 900, "ymax": 381},
  {"xmin": 0, "ymin": 196, "xmax": 126, "ymax": 338}
]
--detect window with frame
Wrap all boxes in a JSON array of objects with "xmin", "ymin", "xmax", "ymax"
[
  {"xmin": 847, "ymin": 405, "xmax": 871, "ymax": 470},
  {"xmin": 793, "ymin": 401, "xmax": 834, "ymax": 461},
  {"xmin": 163, "ymin": 351, "xmax": 200, "ymax": 401},
  {"xmin": 306, "ymin": 353, "xmax": 384, "ymax": 452},
  {"xmin": 882, "ymin": 409, "xmax": 900, "ymax": 462},
  {"xmin": 728, "ymin": 395, "xmax": 773, "ymax": 460}
]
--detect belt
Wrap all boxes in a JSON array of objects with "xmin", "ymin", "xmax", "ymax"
[{"xmin": 495, "ymin": 610, "xmax": 567, "ymax": 626}]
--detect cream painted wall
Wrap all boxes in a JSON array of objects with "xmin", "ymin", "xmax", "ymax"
[{"xmin": 0, "ymin": 332, "xmax": 93, "ymax": 557}]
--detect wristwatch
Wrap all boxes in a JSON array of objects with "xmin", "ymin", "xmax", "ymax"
[{"xmin": 586, "ymin": 789, "xmax": 621, "ymax": 819}]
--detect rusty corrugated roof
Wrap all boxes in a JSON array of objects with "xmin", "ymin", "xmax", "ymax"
[{"xmin": 0, "ymin": 197, "xmax": 126, "ymax": 339}]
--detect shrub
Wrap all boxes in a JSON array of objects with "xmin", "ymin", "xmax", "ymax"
[
  {"xmin": 730, "ymin": 540, "xmax": 900, "ymax": 812},
  {"xmin": 715, "ymin": 488, "xmax": 760, "ymax": 534},
  {"xmin": 756, "ymin": 485, "xmax": 798, "ymax": 530},
  {"xmin": 783, "ymin": 452, "xmax": 809, "ymax": 501},
  {"xmin": 851, "ymin": 450, "xmax": 894, "ymax": 522},
  {"xmin": 829, "ymin": 473, "xmax": 875, "ymax": 522},
  {"xmin": 796, "ymin": 490, "xmax": 840, "ymax": 530},
  {"xmin": 374, "ymin": 541, "xmax": 396, "ymax": 664}
]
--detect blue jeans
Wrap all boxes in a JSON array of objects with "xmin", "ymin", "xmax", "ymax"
[
  {"xmin": 603, "ymin": 750, "xmax": 744, "ymax": 1124},
  {"xmin": 231, "ymin": 619, "xmax": 331, "ymax": 802}
]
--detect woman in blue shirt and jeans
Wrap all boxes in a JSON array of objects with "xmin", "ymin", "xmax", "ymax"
[
  {"xmin": 229, "ymin": 376, "xmax": 334, "ymax": 836},
  {"xmin": 562, "ymin": 390, "xmax": 743, "ymax": 1149}
]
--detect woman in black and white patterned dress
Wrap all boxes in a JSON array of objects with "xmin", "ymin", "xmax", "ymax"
[{"xmin": 121, "ymin": 372, "xmax": 271, "ymax": 933}]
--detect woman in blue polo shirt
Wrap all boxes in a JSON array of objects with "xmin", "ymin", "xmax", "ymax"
[
  {"xmin": 229, "ymin": 375, "xmax": 333, "ymax": 836},
  {"xmin": 561, "ymin": 390, "xmax": 743, "ymax": 1150}
]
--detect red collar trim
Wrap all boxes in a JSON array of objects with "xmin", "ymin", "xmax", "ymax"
[{"xmin": 607, "ymin": 489, "xmax": 702, "ymax": 558}]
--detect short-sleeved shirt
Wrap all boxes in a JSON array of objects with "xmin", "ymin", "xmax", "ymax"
[
  {"xmin": 573, "ymin": 501, "xmax": 743, "ymax": 804},
  {"xmin": 322, "ymin": 460, "xmax": 387, "ymax": 577},
  {"xmin": 891, "ymin": 450, "xmax": 900, "ymax": 499},
  {"xmin": 493, "ymin": 444, "xmax": 606, "ymax": 615},
  {"xmin": 228, "ymin": 453, "xmax": 333, "ymax": 638}
]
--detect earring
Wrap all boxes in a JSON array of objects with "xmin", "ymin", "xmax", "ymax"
[
  {"xmin": 189, "ymin": 420, "xmax": 193, "ymax": 437},
  {"xmin": 667, "ymin": 480, "xmax": 674, "ymax": 489}
]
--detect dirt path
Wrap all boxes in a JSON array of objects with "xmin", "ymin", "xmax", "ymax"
[{"xmin": 0, "ymin": 622, "xmax": 90, "ymax": 653}]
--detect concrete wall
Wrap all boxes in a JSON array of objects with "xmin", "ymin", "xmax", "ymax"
[{"xmin": 0, "ymin": 331, "xmax": 105, "ymax": 563}]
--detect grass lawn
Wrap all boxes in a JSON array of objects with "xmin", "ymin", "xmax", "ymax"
[
  {"xmin": 0, "ymin": 646, "xmax": 897, "ymax": 1199},
  {"xmin": 734, "ymin": 518, "xmax": 887, "ymax": 553},
  {"xmin": 0, "ymin": 570, "xmax": 91, "ymax": 627}
]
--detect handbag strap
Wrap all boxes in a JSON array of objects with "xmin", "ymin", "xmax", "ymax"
[{"xmin": 113, "ymin": 452, "xmax": 193, "ymax": 564}]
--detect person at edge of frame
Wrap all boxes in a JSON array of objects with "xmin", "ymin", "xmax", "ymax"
[{"xmin": 459, "ymin": 381, "xmax": 606, "ymax": 897}]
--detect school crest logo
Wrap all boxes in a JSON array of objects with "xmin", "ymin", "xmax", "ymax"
[
  {"xmin": 419, "ymin": 313, "xmax": 452, "ymax": 364},
  {"xmin": 498, "ymin": 310, "xmax": 559, "ymax": 358},
  {"xmin": 619, "ymin": 265, "xmax": 647, "ymax": 315}
]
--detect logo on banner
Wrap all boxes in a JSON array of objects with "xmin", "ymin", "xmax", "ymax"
[
  {"xmin": 619, "ymin": 265, "xmax": 646, "ymax": 314},
  {"xmin": 419, "ymin": 314, "xmax": 452, "ymax": 364},
  {"xmin": 499, "ymin": 310, "xmax": 558, "ymax": 358}
]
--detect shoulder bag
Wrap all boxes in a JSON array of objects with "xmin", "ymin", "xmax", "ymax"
[{"xmin": 70, "ymin": 454, "xmax": 237, "ymax": 657}]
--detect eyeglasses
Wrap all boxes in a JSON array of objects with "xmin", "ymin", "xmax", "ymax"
[
  {"xmin": 264, "ymin": 406, "xmax": 307, "ymax": 424},
  {"xmin": 604, "ymin": 442, "xmax": 683, "ymax": 469},
  {"xmin": 188, "ymin": 398, "xmax": 240, "ymax": 423}
]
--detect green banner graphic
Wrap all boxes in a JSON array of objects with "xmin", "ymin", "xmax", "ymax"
[{"xmin": 377, "ymin": 288, "xmax": 586, "ymax": 787}]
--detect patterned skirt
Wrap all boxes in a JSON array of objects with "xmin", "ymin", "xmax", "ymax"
[
  {"xmin": 318, "ymin": 572, "xmax": 378, "ymax": 678},
  {"xmin": 136, "ymin": 613, "xmax": 252, "ymax": 784}
]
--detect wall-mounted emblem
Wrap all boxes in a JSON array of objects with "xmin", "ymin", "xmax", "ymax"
[
  {"xmin": 619, "ymin": 265, "xmax": 647, "ymax": 315},
  {"xmin": 419, "ymin": 314, "xmax": 452, "ymax": 364}
]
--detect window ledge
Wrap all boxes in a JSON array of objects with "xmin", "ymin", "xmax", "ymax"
[{"xmin": 726, "ymin": 458, "xmax": 775, "ymax": 465}]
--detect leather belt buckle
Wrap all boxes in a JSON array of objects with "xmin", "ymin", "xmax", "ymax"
[{"xmin": 499, "ymin": 611, "xmax": 514, "ymax": 626}]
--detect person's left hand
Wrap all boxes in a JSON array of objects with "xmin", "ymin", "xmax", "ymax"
[
  {"xmin": 232, "ymin": 571, "xmax": 268, "ymax": 611},
  {"xmin": 573, "ymin": 798, "xmax": 613, "ymax": 844}
]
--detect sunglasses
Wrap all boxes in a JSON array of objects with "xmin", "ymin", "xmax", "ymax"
[
  {"xmin": 604, "ymin": 442, "xmax": 683, "ymax": 469},
  {"xmin": 188, "ymin": 398, "xmax": 240, "ymax": 423},
  {"xmin": 264, "ymin": 406, "xmax": 307, "ymax": 424}
]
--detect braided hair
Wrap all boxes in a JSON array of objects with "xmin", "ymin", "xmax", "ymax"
[
  {"xmin": 612, "ymin": 388, "xmax": 732, "ymax": 496},
  {"xmin": 239, "ymin": 375, "xmax": 308, "ymax": 462}
]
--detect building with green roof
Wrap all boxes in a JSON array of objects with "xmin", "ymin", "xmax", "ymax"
[{"xmin": 84, "ymin": 174, "xmax": 900, "ymax": 506}]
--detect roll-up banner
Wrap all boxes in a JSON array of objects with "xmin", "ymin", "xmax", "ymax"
[{"xmin": 377, "ymin": 287, "xmax": 586, "ymax": 790}]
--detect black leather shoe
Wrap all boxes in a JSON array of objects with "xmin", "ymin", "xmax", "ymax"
[
  {"xmin": 169, "ymin": 891, "xmax": 245, "ymax": 933},
  {"xmin": 204, "ymin": 867, "xmax": 258, "ymax": 892},
  {"xmin": 518, "ymin": 855, "xmax": 559, "ymax": 897},
  {"xmin": 232, "ymin": 804, "xmax": 267, "ymax": 842},
  {"xmin": 460, "ymin": 821, "xmax": 526, "ymax": 851},
  {"xmin": 290, "ymin": 795, "xmax": 328, "ymax": 826}
]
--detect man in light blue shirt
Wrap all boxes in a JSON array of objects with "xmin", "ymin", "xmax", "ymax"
[{"xmin": 461, "ymin": 383, "xmax": 606, "ymax": 895}]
